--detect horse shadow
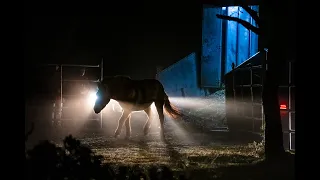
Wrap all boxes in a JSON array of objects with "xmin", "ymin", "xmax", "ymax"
[{"xmin": 130, "ymin": 136, "xmax": 187, "ymax": 168}]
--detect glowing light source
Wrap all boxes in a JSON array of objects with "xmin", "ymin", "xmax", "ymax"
[
  {"xmin": 87, "ymin": 92, "xmax": 97, "ymax": 106},
  {"xmin": 222, "ymin": 7, "xmax": 226, "ymax": 10},
  {"xmin": 280, "ymin": 104, "xmax": 287, "ymax": 110}
]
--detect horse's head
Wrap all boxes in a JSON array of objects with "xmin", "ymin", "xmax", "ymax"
[{"xmin": 93, "ymin": 81, "xmax": 111, "ymax": 114}]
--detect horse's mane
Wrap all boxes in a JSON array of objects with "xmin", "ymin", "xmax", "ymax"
[
  {"xmin": 114, "ymin": 75, "xmax": 131, "ymax": 79},
  {"xmin": 101, "ymin": 75, "xmax": 131, "ymax": 84}
]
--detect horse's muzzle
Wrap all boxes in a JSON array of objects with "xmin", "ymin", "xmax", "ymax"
[{"xmin": 93, "ymin": 107, "xmax": 101, "ymax": 114}]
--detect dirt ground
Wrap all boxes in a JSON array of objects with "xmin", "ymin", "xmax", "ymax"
[
  {"xmin": 27, "ymin": 114, "xmax": 263, "ymax": 171},
  {"xmin": 79, "ymin": 132, "xmax": 262, "ymax": 167},
  {"xmin": 26, "ymin": 90, "xmax": 264, "ymax": 170}
]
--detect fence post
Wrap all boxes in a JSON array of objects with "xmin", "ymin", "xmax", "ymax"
[{"xmin": 100, "ymin": 58, "xmax": 104, "ymax": 129}]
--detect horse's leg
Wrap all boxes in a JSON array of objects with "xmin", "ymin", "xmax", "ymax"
[
  {"xmin": 124, "ymin": 114, "xmax": 132, "ymax": 139},
  {"xmin": 143, "ymin": 106, "xmax": 152, "ymax": 136},
  {"xmin": 155, "ymin": 101, "xmax": 165, "ymax": 141},
  {"xmin": 114, "ymin": 110, "xmax": 130, "ymax": 138}
]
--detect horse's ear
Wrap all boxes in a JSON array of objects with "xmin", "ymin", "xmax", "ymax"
[{"xmin": 97, "ymin": 80, "xmax": 103, "ymax": 90}]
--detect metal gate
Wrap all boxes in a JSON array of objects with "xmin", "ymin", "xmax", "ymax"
[
  {"xmin": 279, "ymin": 59, "xmax": 295, "ymax": 151},
  {"xmin": 225, "ymin": 50, "xmax": 295, "ymax": 151},
  {"xmin": 49, "ymin": 59, "xmax": 104, "ymax": 128}
]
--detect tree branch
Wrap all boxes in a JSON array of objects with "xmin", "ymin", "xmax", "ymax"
[
  {"xmin": 216, "ymin": 14, "xmax": 261, "ymax": 35},
  {"xmin": 241, "ymin": 6, "xmax": 260, "ymax": 25},
  {"xmin": 234, "ymin": 0, "xmax": 261, "ymax": 26}
]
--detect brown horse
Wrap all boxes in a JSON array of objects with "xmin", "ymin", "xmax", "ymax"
[{"xmin": 93, "ymin": 75, "xmax": 181, "ymax": 140}]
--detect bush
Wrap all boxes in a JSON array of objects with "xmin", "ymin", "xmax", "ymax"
[{"xmin": 25, "ymin": 135, "xmax": 181, "ymax": 180}]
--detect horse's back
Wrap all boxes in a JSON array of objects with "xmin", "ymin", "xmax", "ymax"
[
  {"xmin": 108, "ymin": 76, "xmax": 165, "ymax": 103},
  {"xmin": 135, "ymin": 79, "xmax": 162, "ymax": 86},
  {"xmin": 133, "ymin": 79, "xmax": 163, "ymax": 92},
  {"xmin": 107, "ymin": 76, "xmax": 161, "ymax": 87},
  {"xmin": 115, "ymin": 78, "xmax": 164, "ymax": 110}
]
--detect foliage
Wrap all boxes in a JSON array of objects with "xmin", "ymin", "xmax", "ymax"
[
  {"xmin": 26, "ymin": 135, "xmax": 187, "ymax": 180},
  {"xmin": 25, "ymin": 131, "xmax": 293, "ymax": 180},
  {"xmin": 26, "ymin": 135, "xmax": 113, "ymax": 180}
]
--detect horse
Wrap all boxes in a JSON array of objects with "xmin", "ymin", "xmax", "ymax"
[{"xmin": 93, "ymin": 75, "xmax": 181, "ymax": 140}]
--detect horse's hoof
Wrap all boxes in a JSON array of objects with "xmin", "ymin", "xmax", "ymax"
[
  {"xmin": 114, "ymin": 134, "xmax": 120, "ymax": 138},
  {"xmin": 125, "ymin": 136, "xmax": 131, "ymax": 140}
]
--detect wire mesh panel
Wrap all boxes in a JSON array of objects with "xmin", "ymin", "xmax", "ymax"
[
  {"xmin": 225, "ymin": 50, "xmax": 295, "ymax": 151},
  {"xmin": 225, "ymin": 51, "xmax": 265, "ymax": 134},
  {"xmin": 280, "ymin": 60, "xmax": 295, "ymax": 151}
]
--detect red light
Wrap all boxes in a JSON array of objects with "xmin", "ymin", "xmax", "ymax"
[{"xmin": 280, "ymin": 104, "xmax": 287, "ymax": 110}]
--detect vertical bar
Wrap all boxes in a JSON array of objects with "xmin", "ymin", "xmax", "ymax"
[
  {"xmin": 235, "ymin": 7, "xmax": 239, "ymax": 66},
  {"xmin": 289, "ymin": 113, "xmax": 292, "ymax": 132},
  {"xmin": 240, "ymin": 75, "xmax": 244, "ymax": 116},
  {"xmin": 101, "ymin": 58, "xmax": 104, "ymax": 81},
  {"xmin": 100, "ymin": 58, "xmax": 104, "ymax": 129},
  {"xmin": 220, "ymin": 8, "xmax": 227, "ymax": 82},
  {"xmin": 250, "ymin": 68, "xmax": 254, "ymax": 132},
  {"xmin": 248, "ymin": 14, "xmax": 252, "ymax": 58},
  {"xmin": 289, "ymin": 62, "xmax": 292, "ymax": 131},
  {"xmin": 289, "ymin": 132, "xmax": 292, "ymax": 150},
  {"xmin": 261, "ymin": 50, "xmax": 267, "ymax": 139},
  {"xmin": 232, "ymin": 65, "xmax": 236, "ymax": 115},
  {"xmin": 288, "ymin": 61, "xmax": 292, "ymax": 149},
  {"xmin": 289, "ymin": 61, "xmax": 292, "ymax": 84},
  {"xmin": 60, "ymin": 65, "xmax": 63, "ymax": 121},
  {"xmin": 288, "ymin": 62, "xmax": 292, "ymax": 109}
]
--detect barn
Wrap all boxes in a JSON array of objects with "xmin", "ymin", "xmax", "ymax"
[{"xmin": 157, "ymin": 2, "xmax": 295, "ymax": 151}]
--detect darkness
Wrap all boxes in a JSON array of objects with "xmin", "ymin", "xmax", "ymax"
[
  {"xmin": 24, "ymin": 1, "xmax": 202, "ymax": 80},
  {"xmin": 25, "ymin": 2, "xmax": 296, "ymax": 180}
]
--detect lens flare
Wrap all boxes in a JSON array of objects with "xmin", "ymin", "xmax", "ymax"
[{"xmin": 87, "ymin": 92, "xmax": 97, "ymax": 106}]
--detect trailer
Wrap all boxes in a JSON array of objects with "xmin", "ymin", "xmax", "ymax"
[{"xmin": 224, "ymin": 49, "xmax": 295, "ymax": 151}]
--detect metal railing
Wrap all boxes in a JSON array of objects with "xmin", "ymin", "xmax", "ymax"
[
  {"xmin": 228, "ymin": 51, "xmax": 266, "ymax": 134},
  {"xmin": 45, "ymin": 59, "xmax": 104, "ymax": 128},
  {"xmin": 225, "ymin": 50, "xmax": 295, "ymax": 150}
]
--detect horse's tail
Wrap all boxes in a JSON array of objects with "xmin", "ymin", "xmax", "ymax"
[{"xmin": 163, "ymin": 94, "xmax": 181, "ymax": 119}]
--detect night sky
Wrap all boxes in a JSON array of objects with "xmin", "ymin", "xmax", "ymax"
[{"xmin": 24, "ymin": 2, "xmax": 202, "ymax": 79}]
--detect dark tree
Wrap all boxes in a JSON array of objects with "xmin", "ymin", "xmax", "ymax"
[{"xmin": 216, "ymin": 0, "xmax": 294, "ymax": 160}]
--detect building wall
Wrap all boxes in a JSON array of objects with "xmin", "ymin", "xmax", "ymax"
[
  {"xmin": 224, "ymin": 6, "xmax": 259, "ymax": 74},
  {"xmin": 158, "ymin": 6, "xmax": 259, "ymax": 98},
  {"xmin": 201, "ymin": 6, "xmax": 259, "ymax": 87},
  {"xmin": 157, "ymin": 52, "xmax": 209, "ymax": 97},
  {"xmin": 201, "ymin": 6, "xmax": 223, "ymax": 88}
]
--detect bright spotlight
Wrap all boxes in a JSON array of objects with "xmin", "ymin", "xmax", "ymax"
[{"xmin": 87, "ymin": 91, "xmax": 97, "ymax": 106}]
